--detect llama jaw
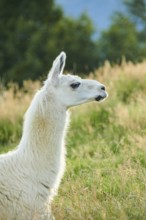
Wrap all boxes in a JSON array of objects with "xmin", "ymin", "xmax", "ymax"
[
  {"xmin": 95, "ymin": 95, "xmax": 104, "ymax": 101},
  {"xmin": 95, "ymin": 93, "xmax": 108, "ymax": 102}
]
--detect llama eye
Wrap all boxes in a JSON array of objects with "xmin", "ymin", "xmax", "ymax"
[{"xmin": 70, "ymin": 82, "xmax": 81, "ymax": 89}]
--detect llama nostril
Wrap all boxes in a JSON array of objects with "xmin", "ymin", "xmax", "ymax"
[{"xmin": 101, "ymin": 86, "xmax": 105, "ymax": 91}]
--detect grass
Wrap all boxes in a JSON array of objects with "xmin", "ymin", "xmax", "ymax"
[{"xmin": 0, "ymin": 60, "xmax": 146, "ymax": 219}]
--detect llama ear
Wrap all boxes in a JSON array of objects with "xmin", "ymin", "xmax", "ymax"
[{"xmin": 48, "ymin": 52, "xmax": 66, "ymax": 82}]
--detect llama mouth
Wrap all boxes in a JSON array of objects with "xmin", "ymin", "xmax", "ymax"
[{"xmin": 95, "ymin": 95, "xmax": 105, "ymax": 101}]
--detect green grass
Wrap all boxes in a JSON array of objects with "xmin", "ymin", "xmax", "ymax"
[
  {"xmin": 52, "ymin": 102, "xmax": 146, "ymax": 220},
  {"xmin": 0, "ymin": 61, "xmax": 146, "ymax": 219},
  {"xmin": 0, "ymin": 117, "xmax": 22, "ymax": 153}
]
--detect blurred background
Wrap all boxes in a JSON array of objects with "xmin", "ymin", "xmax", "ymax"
[
  {"xmin": 0, "ymin": 0, "xmax": 146, "ymax": 85},
  {"xmin": 0, "ymin": 1, "xmax": 146, "ymax": 219}
]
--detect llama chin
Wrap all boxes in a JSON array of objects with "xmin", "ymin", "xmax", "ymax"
[{"xmin": 0, "ymin": 52, "xmax": 108, "ymax": 220}]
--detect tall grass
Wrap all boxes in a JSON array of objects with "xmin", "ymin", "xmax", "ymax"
[
  {"xmin": 0, "ymin": 80, "xmax": 40, "ymax": 152},
  {"xmin": 0, "ymin": 61, "xmax": 146, "ymax": 219}
]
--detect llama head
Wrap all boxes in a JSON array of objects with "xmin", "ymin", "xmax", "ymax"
[{"xmin": 45, "ymin": 52, "xmax": 108, "ymax": 108}]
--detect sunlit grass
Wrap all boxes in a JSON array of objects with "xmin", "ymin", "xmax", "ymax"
[{"xmin": 0, "ymin": 60, "xmax": 146, "ymax": 219}]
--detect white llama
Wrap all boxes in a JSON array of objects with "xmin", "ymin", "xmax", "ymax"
[{"xmin": 0, "ymin": 52, "xmax": 108, "ymax": 220}]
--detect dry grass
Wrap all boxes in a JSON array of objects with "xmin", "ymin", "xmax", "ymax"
[
  {"xmin": 0, "ymin": 60, "xmax": 146, "ymax": 219},
  {"xmin": 0, "ymin": 80, "xmax": 40, "ymax": 121}
]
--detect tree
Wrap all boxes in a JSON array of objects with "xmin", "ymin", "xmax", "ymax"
[
  {"xmin": 50, "ymin": 14, "xmax": 97, "ymax": 73},
  {"xmin": 97, "ymin": 13, "xmax": 143, "ymax": 65},
  {"xmin": 123, "ymin": 0, "xmax": 146, "ymax": 25},
  {"xmin": 0, "ymin": 1, "xmax": 97, "ymax": 85},
  {"xmin": 123, "ymin": 0, "xmax": 146, "ymax": 49},
  {"xmin": 0, "ymin": 0, "xmax": 64, "ymax": 85}
]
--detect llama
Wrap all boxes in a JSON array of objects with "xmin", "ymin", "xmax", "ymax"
[{"xmin": 0, "ymin": 52, "xmax": 108, "ymax": 220}]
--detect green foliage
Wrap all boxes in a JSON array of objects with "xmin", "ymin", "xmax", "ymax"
[
  {"xmin": 123, "ymin": 0, "xmax": 146, "ymax": 54},
  {"xmin": 49, "ymin": 14, "xmax": 97, "ymax": 73},
  {"xmin": 0, "ymin": 0, "xmax": 97, "ymax": 85},
  {"xmin": 97, "ymin": 14, "xmax": 143, "ymax": 64},
  {"xmin": 97, "ymin": 0, "xmax": 146, "ymax": 65},
  {"xmin": 124, "ymin": 0, "xmax": 146, "ymax": 24}
]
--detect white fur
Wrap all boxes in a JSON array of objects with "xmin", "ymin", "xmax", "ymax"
[{"xmin": 0, "ymin": 52, "xmax": 108, "ymax": 219}]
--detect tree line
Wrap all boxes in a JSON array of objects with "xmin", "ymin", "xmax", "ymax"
[{"xmin": 0, "ymin": 0, "xmax": 146, "ymax": 85}]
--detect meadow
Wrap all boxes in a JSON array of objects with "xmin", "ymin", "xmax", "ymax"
[{"xmin": 0, "ymin": 60, "xmax": 146, "ymax": 220}]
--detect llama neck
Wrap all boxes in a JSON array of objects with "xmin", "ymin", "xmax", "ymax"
[{"xmin": 19, "ymin": 90, "xmax": 69, "ymax": 159}]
